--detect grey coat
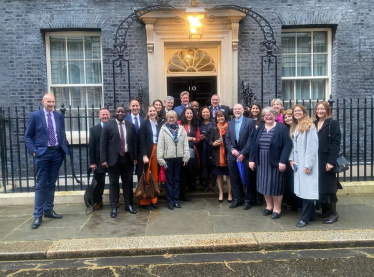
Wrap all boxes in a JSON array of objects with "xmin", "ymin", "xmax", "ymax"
[{"xmin": 289, "ymin": 126, "xmax": 319, "ymax": 200}]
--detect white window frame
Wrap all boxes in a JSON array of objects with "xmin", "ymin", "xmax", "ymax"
[
  {"xmin": 45, "ymin": 31, "xmax": 104, "ymax": 143},
  {"xmin": 281, "ymin": 28, "xmax": 332, "ymax": 101}
]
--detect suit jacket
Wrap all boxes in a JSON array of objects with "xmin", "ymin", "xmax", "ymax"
[
  {"xmin": 137, "ymin": 119, "xmax": 161, "ymax": 176},
  {"xmin": 89, "ymin": 123, "xmax": 106, "ymax": 174},
  {"xmin": 225, "ymin": 117, "xmax": 255, "ymax": 161},
  {"xmin": 209, "ymin": 105, "xmax": 233, "ymax": 119},
  {"xmin": 249, "ymin": 123, "xmax": 293, "ymax": 167},
  {"xmin": 174, "ymin": 104, "xmax": 190, "ymax": 117},
  {"xmin": 100, "ymin": 119, "xmax": 137, "ymax": 167},
  {"xmin": 125, "ymin": 114, "xmax": 145, "ymax": 132},
  {"xmin": 24, "ymin": 109, "xmax": 69, "ymax": 156}
]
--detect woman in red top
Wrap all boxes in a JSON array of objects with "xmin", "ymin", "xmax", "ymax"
[{"xmin": 178, "ymin": 107, "xmax": 201, "ymax": 201}]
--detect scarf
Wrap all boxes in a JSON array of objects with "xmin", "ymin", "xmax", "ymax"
[
  {"xmin": 165, "ymin": 123, "xmax": 179, "ymax": 144},
  {"xmin": 218, "ymin": 122, "xmax": 228, "ymax": 166}
]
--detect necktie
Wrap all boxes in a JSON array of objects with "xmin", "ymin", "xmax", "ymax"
[
  {"xmin": 47, "ymin": 113, "xmax": 56, "ymax": 146},
  {"xmin": 214, "ymin": 107, "xmax": 217, "ymax": 117},
  {"xmin": 119, "ymin": 122, "xmax": 125, "ymax": 156},
  {"xmin": 134, "ymin": 117, "xmax": 139, "ymax": 134}
]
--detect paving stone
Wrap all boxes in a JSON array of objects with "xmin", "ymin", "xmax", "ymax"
[
  {"xmin": 0, "ymin": 217, "xmax": 31, "ymax": 238},
  {"xmin": 74, "ymin": 210, "xmax": 149, "ymax": 239},
  {"xmin": 146, "ymin": 210, "xmax": 214, "ymax": 236},
  {"xmin": 2, "ymin": 226, "xmax": 81, "ymax": 242}
]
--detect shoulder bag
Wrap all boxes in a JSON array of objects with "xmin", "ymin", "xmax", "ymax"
[{"xmin": 329, "ymin": 121, "xmax": 349, "ymax": 173}]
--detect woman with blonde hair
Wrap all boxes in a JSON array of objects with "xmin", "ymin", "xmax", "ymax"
[
  {"xmin": 289, "ymin": 104, "xmax": 319, "ymax": 228},
  {"xmin": 271, "ymin": 98, "xmax": 284, "ymax": 123}
]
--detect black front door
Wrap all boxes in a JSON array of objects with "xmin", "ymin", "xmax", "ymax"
[{"xmin": 167, "ymin": 76, "xmax": 217, "ymax": 108}]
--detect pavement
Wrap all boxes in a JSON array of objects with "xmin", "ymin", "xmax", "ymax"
[{"xmin": 1, "ymin": 192, "xmax": 374, "ymax": 261}]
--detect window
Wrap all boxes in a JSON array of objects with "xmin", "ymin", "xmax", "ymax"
[
  {"xmin": 167, "ymin": 48, "xmax": 216, "ymax": 73},
  {"xmin": 281, "ymin": 29, "xmax": 331, "ymax": 102},
  {"xmin": 46, "ymin": 32, "xmax": 103, "ymax": 136}
]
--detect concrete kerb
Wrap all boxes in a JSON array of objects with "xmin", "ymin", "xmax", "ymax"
[
  {"xmin": 0, "ymin": 181, "xmax": 373, "ymax": 206},
  {"xmin": 1, "ymin": 229, "xmax": 374, "ymax": 261}
]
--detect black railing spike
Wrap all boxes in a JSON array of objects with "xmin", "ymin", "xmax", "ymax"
[
  {"xmin": 328, "ymin": 94, "xmax": 334, "ymax": 108},
  {"xmin": 60, "ymin": 104, "xmax": 66, "ymax": 115}
]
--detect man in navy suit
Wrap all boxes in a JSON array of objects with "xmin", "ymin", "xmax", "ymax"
[
  {"xmin": 209, "ymin": 94, "xmax": 232, "ymax": 122},
  {"xmin": 174, "ymin": 91, "xmax": 191, "ymax": 117},
  {"xmin": 225, "ymin": 104, "xmax": 255, "ymax": 210},
  {"xmin": 24, "ymin": 93, "xmax": 69, "ymax": 229},
  {"xmin": 89, "ymin": 108, "xmax": 110, "ymax": 210},
  {"xmin": 125, "ymin": 99, "xmax": 144, "ymax": 135}
]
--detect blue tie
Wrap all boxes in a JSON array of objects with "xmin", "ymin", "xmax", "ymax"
[{"xmin": 134, "ymin": 117, "xmax": 139, "ymax": 134}]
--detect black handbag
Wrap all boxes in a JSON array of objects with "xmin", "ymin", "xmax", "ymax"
[
  {"xmin": 84, "ymin": 168, "xmax": 97, "ymax": 215},
  {"xmin": 329, "ymin": 122, "xmax": 349, "ymax": 173},
  {"xmin": 333, "ymin": 153, "xmax": 350, "ymax": 173}
]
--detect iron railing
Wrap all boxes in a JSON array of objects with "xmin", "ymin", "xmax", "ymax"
[{"xmin": 0, "ymin": 97, "xmax": 373, "ymax": 193}]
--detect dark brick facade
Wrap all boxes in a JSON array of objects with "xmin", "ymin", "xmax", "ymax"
[{"xmin": 1, "ymin": 0, "xmax": 373, "ymax": 109}]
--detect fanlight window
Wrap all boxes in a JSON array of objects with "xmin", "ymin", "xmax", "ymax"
[{"xmin": 168, "ymin": 48, "xmax": 216, "ymax": 73}]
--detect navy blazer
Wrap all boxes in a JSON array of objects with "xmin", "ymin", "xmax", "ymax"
[
  {"xmin": 174, "ymin": 104, "xmax": 189, "ymax": 117},
  {"xmin": 209, "ymin": 105, "xmax": 233, "ymax": 119},
  {"xmin": 249, "ymin": 123, "xmax": 292, "ymax": 167},
  {"xmin": 124, "ymin": 114, "xmax": 145, "ymax": 129},
  {"xmin": 24, "ymin": 109, "xmax": 69, "ymax": 157},
  {"xmin": 225, "ymin": 117, "xmax": 255, "ymax": 161}
]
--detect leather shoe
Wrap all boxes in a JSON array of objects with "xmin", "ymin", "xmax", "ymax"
[
  {"xmin": 262, "ymin": 208, "xmax": 273, "ymax": 216},
  {"xmin": 168, "ymin": 204, "xmax": 174, "ymax": 210},
  {"xmin": 110, "ymin": 207, "xmax": 117, "ymax": 218},
  {"xmin": 150, "ymin": 203, "xmax": 158, "ymax": 209},
  {"xmin": 296, "ymin": 220, "xmax": 308, "ymax": 228},
  {"xmin": 44, "ymin": 210, "xmax": 62, "ymax": 219},
  {"xmin": 94, "ymin": 202, "xmax": 103, "ymax": 210},
  {"xmin": 243, "ymin": 201, "xmax": 251, "ymax": 210},
  {"xmin": 174, "ymin": 203, "xmax": 182, "ymax": 208},
  {"xmin": 271, "ymin": 212, "xmax": 281, "ymax": 219},
  {"xmin": 323, "ymin": 213, "xmax": 339, "ymax": 224},
  {"xmin": 140, "ymin": 205, "xmax": 154, "ymax": 210},
  {"xmin": 180, "ymin": 196, "xmax": 192, "ymax": 202},
  {"xmin": 229, "ymin": 200, "xmax": 242, "ymax": 208},
  {"xmin": 125, "ymin": 205, "xmax": 137, "ymax": 214},
  {"xmin": 32, "ymin": 217, "xmax": 42, "ymax": 229}
]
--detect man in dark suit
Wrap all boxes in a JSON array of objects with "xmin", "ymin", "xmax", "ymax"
[
  {"xmin": 24, "ymin": 93, "xmax": 69, "ymax": 229},
  {"xmin": 209, "ymin": 94, "xmax": 232, "ymax": 121},
  {"xmin": 225, "ymin": 104, "xmax": 255, "ymax": 210},
  {"xmin": 125, "ymin": 99, "xmax": 144, "ymax": 135},
  {"xmin": 89, "ymin": 108, "xmax": 110, "ymax": 210},
  {"xmin": 174, "ymin": 91, "xmax": 191, "ymax": 117},
  {"xmin": 101, "ymin": 106, "xmax": 138, "ymax": 218}
]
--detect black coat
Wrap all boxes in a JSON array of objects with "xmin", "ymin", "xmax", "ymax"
[
  {"xmin": 209, "ymin": 105, "xmax": 232, "ymax": 120},
  {"xmin": 249, "ymin": 123, "xmax": 292, "ymax": 167},
  {"xmin": 314, "ymin": 118, "xmax": 341, "ymax": 194},
  {"xmin": 137, "ymin": 119, "xmax": 161, "ymax": 176},
  {"xmin": 89, "ymin": 123, "xmax": 106, "ymax": 174},
  {"xmin": 100, "ymin": 119, "xmax": 137, "ymax": 166},
  {"xmin": 209, "ymin": 125, "xmax": 228, "ymax": 167}
]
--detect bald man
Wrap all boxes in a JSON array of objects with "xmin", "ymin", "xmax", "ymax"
[{"xmin": 25, "ymin": 94, "xmax": 69, "ymax": 229}]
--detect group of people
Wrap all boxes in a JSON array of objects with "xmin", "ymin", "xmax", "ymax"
[{"xmin": 25, "ymin": 92, "xmax": 341, "ymax": 229}]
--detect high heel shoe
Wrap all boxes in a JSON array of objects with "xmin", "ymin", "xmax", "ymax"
[{"xmin": 218, "ymin": 199, "xmax": 223, "ymax": 203}]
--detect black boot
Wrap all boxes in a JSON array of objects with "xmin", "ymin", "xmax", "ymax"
[
  {"xmin": 318, "ymin": 203, "xmax": 331, "ymax": 218},
  {"xmin": 323, "ymin": 202, "xmax": 339, "ymax": 224}
]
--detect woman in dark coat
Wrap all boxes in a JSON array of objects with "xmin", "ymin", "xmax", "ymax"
[
  {"xmin": 137, "ymin": 105, "xmax": 161, "ymax": 210},
  {"xmin": 209, "ymin": 110, "xmax": 232, "ymax": 202},
  {"xmin": 247, "ymin": 102, "xmax": 264, "ymax": 205},
  {"xmin": 153, "ymin": 99, "xmax": 166, "ymax": 124},
  {"xmin": 282, "ymin": 109, "xmax": 302, "ymax": 211},
  {"xmin": 314, "ymin": 101, "xmax": 342, "ymax": 224},
  {"xmin": 178, "ymin": 107, "xmax": 201, "ymax": 201},
  {"xmin": 199, "ymin": 106, "xmax": 213, "ymax": 192},
  {"xmin": 249, "ymin": 107, "xmax": 292, "ymax": 219}
]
